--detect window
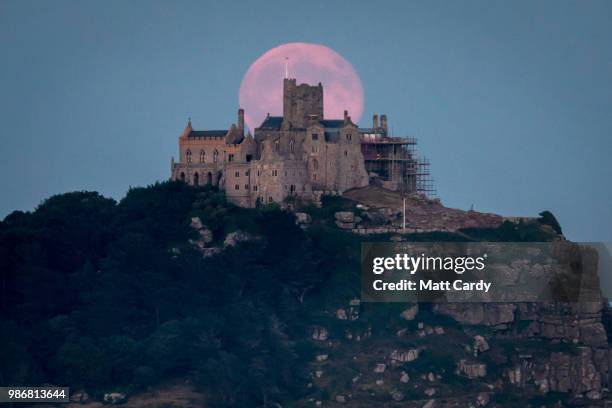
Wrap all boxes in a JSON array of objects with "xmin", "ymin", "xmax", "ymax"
[
  {"xmin": 272, "ymin": 169, "xmax": 278, "ymax": 176},
  {"xmin": 253, "ymin": 185, "xmax": 258, "ymax": 191},
  {"xmin": 199, "ymin": 150, "xmax": 205, "ymax": 163},
  {"xmin": 289, "ymin": 139, "xmax": 295, "ymax": 153},
  {"xmin": 346, "ymin": 133, "xmax": 352, "ymax": 142},
  {"xmin": 245, "ymin": 184, "xmax": 249, "ymax": 189},
  {"xmin": 312, "ymin": 159, "xmax": 319, "ymax": 170},
  {"xmin": 213, "ymin": 149, "xmax": 219, "ymax": 163},
  {"xmin": 246, "ymin": 154, "xmax": 253, "ymax": 162},
  {"xmin": 228, "ymin": 154, "xmax": 234, "ymax": 162},
  {"xmin": 235, "ymin": 171, "xmax": 240, "ymax": 177},
  {"xmin": 275, "ymin": 140, "xmax": 280, "ymax": 152},
  {"xmin": 257, "ymin": 170, "xmax": 261, "ymax": 177},
  {"xmin": 344, "ymin": 150, "xmax": 348, "ymax": 157},
  {"xmin": 245, "ymin": 170, "xmax": 250, "ymax": 176},
  {"xmin": 235, "ymin": 184, "xmax": 239, "ymax": 190},
  {"xmin": 268, "ymin": 196, "xmax": 273, "ymax": 202},
  {"xmin": 185, "ymin": 149, "xmax": 192, "ymax": 163},
  {"xmin": 311, "ymin": 133, "xmax": 318, "ymax": 141}
]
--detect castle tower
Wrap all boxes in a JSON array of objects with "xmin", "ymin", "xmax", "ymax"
[{"xmin": 283, "ymin": 78, "xmax": 323, "ymax": 128}]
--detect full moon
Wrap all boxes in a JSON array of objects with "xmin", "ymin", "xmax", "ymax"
[{"xmin": 238, "ymin": 42, "xmax": 364, "ymax": 132}]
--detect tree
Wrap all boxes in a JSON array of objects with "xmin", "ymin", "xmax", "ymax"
[{"xmin": 539, "ymin": 210, "xmax": 563, "ymax": 235}]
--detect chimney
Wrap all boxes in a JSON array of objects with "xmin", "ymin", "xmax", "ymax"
[
  {"xmin": 373, "ymin": 114, "xmax": 379, "ymax": 128},
  {"xmin": 381, "ymin": 114, "xmax": 388, "ymax": 132},
  {"xmin": 344, "ymin": 110, "xmax": 348, "ymax": 123},
  {"xmin": 238, "ymin": 108, "xmax": 245, "ymax": 135}
]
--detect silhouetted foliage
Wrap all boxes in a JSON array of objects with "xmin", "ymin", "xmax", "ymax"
[
  {"xmin": 538, "ymin": 210, "xmax": 563, "ymax": 235},
  {"xmin": 0, "ymin": 182, "xmax": 560, "ymax": 406},
  {"xmin": 0, "ymin": 182, "xmax": 327, "ymax": 405}
]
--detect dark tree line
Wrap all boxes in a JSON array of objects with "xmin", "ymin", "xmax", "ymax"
[
  {"xmin": 0, "ymin": 182, "xmax": 345, "ymax": 406},
  {"xmin": 0, "ymin": 181, "xmax": 560, "ymax": 406}
]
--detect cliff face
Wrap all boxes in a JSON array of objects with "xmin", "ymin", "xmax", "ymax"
[
  {"xmin": 434, "ymin": 302, "xmax": 609, "ymax": 397},
  {"xmin": 302, "ymin": 300, "xmax": 611, "ymax": 407},
  {"xmin": 290, "ymin": 199, "xmax": 611, "ymax": 407}
]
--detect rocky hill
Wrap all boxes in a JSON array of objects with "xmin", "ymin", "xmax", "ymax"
[{"xmin": 1, "ymin": 181, "xmax": 609, "ymax": 408}]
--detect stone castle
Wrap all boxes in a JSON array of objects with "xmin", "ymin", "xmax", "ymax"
[{"xmin": 171, "ymin": 78, "xmax": 432, "ymax": 207}]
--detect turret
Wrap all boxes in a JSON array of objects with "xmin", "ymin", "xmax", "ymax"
[{"xmin": 179, "ymin": 118, "xmax": 193, "ymax": 139}]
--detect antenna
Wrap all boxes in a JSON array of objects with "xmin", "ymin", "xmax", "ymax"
[{"xmin": 284, "ymin": 57, "xmax": 289, "ymax": 79}]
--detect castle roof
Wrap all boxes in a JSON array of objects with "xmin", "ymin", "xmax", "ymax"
[
  {"xmin": 189, "ymin": 130, "xmax": 228, "ymax": 138},
  {"xmin": 258, "ymin": 115, "xmax": 283, "ymax": 130},
  {"xmin": 258, "ymin": 116, "xmax": 351, "ymax": 131},
  {"xmin": 319, "ymin": 119, "xmax": 345, "ymax": 128}
]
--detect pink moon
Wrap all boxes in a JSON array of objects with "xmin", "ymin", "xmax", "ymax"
[{"xmin": 238, "ymin": 42, "xmax": 364, "ymax": 132}]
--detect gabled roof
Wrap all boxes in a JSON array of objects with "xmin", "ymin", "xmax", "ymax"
[
  {"xmin": 225, "ymin": 124, "xmax": 244, "ymax": 144},
  {"xmin": 258, "ymin": 116, "xmax": 283, "ymax": 130}
]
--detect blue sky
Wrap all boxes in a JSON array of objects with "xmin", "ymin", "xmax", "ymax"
[{"xmin": 1, "ymin": 0, "xmax": 611, "ymax": 241}]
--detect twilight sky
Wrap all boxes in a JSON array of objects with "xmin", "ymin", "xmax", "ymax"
[{"xmin": 0, "ymin": 0, "xmax": 611, "ymax": 241}]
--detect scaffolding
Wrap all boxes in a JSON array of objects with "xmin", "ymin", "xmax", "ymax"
[
  {"xmin": 360, "ymin": 131, "xmax": 436, "ymax": 198},
  {"xmin": 416, "ymin": 157, "xmax": 436, "ymax": 198}
]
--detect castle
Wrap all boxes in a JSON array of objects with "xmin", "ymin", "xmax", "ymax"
[{"xmin": 171, "ymin": 78, "xmax": 432, "ymax": 207}]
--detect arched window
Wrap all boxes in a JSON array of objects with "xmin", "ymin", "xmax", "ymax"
[
  {"xmin": 207, "ymin": 172, "xmax": 212, "ymax": 185},
  {"xmin": 275, "ymin": 140, "xmax": 280, "ymax": 152},
  {"xmin": 213, "ymin": 149, "xmax": 219, "ymax": 163},
  {"xmin": 312, "ymin": 159, "xmax": 319, "ymax": 171},
  {"xmin": 199, "ymin": 150, "xmax": 205, "ymax": 163},
  {"xmin": 193, "ymin": 172, "xmax": 199, "ymax": 186},
  {"xmin": 185, "ymin": 149, "xmax": 192, "ymax": 163},
  {"xmin": 289, "ymin": 139, "xmax": 295, "ymax": 153}
]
